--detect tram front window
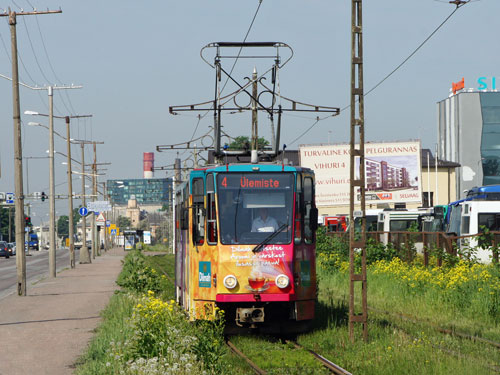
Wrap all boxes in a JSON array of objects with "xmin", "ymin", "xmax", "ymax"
[{"xmin": 217, "ymin": 173, "xmax": 294, "ymax": 245}]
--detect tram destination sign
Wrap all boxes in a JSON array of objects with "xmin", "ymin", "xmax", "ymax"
[
  {"xmin": 218, "ymin": 173, "xmax": 293, "ymax": 190},
  {"xmin": 87, "ymin": 200, "xmax": 112, "ymax": 212}
]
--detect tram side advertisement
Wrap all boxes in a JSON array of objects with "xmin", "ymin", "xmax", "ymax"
[{"xmin": 299, "ymin": 141, "xmax": 422, "ymax": 206}]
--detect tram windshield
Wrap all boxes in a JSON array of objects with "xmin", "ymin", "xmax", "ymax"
[{"xmin": 217, "ymin": 173, "xmax": 294, "ymax": 245}]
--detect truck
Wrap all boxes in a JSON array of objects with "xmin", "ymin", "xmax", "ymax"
[{"xmin": 28, "ymin": 233, "xmax": 39, "ymax": 251}]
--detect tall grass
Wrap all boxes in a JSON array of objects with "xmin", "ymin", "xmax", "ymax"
[{"xmin": 76, "ymin": 250, "xmax": 236, "ymax": 375}]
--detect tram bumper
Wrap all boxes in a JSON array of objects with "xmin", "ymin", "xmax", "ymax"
[{"xmin": 236, "ymin": 307, "xmax": 265, "ymax": 326}]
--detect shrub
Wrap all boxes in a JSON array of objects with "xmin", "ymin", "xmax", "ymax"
[{"xmin": 117, "ymin": 250, "xmax": 166, "ymax": 294}]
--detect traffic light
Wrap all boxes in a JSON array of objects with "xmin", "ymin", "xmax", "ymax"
[
  {"xmin": 41, "ymin": 192, "xmax": 47, "ymax": 202},
  {"xmin": 25, "ymin": 216, "xmax": 32, "ymax": 226}
]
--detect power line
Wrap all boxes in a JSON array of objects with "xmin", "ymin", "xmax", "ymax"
[
  {"xmin": 189, "ymin": 0, "xmax": 263, "ymax": 142},
  {"xmin": 288, "ymin": 2, "xmax": 467, "ymax": 145}
]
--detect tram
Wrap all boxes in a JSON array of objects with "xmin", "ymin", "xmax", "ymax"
[{"xmin": 174, "ymin": 164, "xmax": 318, "ymax": 333}]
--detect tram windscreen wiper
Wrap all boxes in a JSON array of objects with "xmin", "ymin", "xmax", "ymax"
[{"xmin": 252, "ymin": 223, "xmax": 288, "ymax": 253}]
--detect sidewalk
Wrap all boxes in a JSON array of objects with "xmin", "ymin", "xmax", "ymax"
[{"xmin": 0, "ymin": 247, "xmax": 126, "ymax": 375}]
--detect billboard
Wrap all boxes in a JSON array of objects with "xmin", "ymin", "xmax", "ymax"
[{"xmin": 300, "ymin": 141, "xmax": 422, "ymax": 206}]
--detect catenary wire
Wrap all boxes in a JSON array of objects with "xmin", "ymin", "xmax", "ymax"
[
  {"xmin": 287, "ymin": 2, "xmax": 467, "ymax": 146},
  {"xmin": 189, "ymin": 0, "xmax": 263, "ymax": 142}
]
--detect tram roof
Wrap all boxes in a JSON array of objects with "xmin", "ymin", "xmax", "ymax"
[{"xmin": 192, "ymin": 163, "xmax": 310, "ymax": 173}]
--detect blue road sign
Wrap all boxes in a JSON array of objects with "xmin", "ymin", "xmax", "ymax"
[
  {"xmin": 106, "ymin": 220, "xmax": 111, "ymax": 227},
  {"xmin": 79, "ymin": 206, "xmax": 89, "ymax": 216},
  {"xmin": 110, "ymin": 229, "xmax": 117, "ymax": 235},
  {"xmin": 6, "ymin": 192, "xmax": 14, "ymax": 204}
]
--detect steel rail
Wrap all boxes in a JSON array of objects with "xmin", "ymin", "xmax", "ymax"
[
  {"xmin": 226, "ymin": 339, "xmax": 267, "ymax": 375},
  {"xmin": 287, "ymin": 341, "xmax": 352, "ymax": 375}
]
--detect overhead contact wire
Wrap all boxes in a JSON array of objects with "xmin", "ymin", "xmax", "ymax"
[{"xmin": 289, "ymin": 3, "xmax": 466, "ymax": 145}]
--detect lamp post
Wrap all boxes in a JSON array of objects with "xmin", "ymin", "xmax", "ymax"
[{"xmin": 25, "ymin": 110, "xmax": 92, "ymax": 269}]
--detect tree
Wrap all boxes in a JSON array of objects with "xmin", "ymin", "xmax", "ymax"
[
  {"xmin": 117, "ymin": 215, "xmax": 131, "ymax": 230},
  {"xmin": 137, "ymin": 218, "xmax": 150, "ymax": 231},
  {"xmin": 227, "ymin": 136, "xmax": 269, "ymax": 150},
  {"xmin": 57, "ymin": 208, "xmax": 81, "ymax": 239},
  {"xmin": 57, "ymin": 215, "xmax": 69, "ymax": 239},
  {"xmin": 0, "ymin": 207, "xmax": 15, "ymax": 241}
]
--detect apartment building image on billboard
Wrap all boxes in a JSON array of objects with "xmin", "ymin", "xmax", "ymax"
[{"xmin": 365, "ymin": 159, "xmax": 411, "ymax": 191}]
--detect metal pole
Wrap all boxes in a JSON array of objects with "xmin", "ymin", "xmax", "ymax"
[
  {"xmin": 10, "ymin": 10, "xmax": 26, "ymax": 295},
  {"xmin": 91, "ymin": 143, "xmax": 97, "ymax": 258},
  {"xmin": 66, "ymin": 117, "xmax": 75, "ymax": 268},
  {"xmin": 48, "ymin": 86, "xmax": 56, "ymax": 277},
  {"xmin": 349, "ymin": 0, "xmax": 368, "ymax": 342},
  {"xmin": 79, "ymin": 143, "xmax": 91, "ymax": 263}
]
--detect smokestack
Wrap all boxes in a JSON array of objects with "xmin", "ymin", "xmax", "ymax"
[{"xmin": 143, "ymin": 152, "xmax": 154, "ymax": 178}]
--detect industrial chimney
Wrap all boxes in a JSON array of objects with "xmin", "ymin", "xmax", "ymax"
[{"xmin": 143, "ymin": 152, "xmax": 154, "ymax": 178}]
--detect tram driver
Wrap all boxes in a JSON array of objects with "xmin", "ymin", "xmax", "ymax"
[{"xmin": 251, "ymin": 207, "xmax": 279, "ymax": 233}]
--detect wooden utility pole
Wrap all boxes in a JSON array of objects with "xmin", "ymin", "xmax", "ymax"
[
  {"xmin": 349, "ymin": 0, "xmax": 368, "ymax": 341},
  {"xmin": 2, "ymin": 7, "xmax": 61, "ymax": 295},
  {"xmin": 79, "ymin": 143, "xmax": 91, "ymax": 264},
  {"xmin": 3, "ymin": 7, "xmax": 62, "ymax": 294},
  {"xmin": 92, "ymin": 143, "xmax": 97, "ymax": 258}
]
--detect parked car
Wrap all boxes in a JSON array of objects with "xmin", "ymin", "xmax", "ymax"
[
  {"xmin": 7, "ymin": 242, "xmax": 16, "ymax": 256},
  {"xmin": 0, "ymin": 241, "xmax": 10, "ymax": 258}
]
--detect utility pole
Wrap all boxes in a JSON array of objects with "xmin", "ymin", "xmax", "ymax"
[
  {"xmin": 48, "ymin": 87, "xmax": 56, "ymax": 276},
  {"xmin": 2, "ymin": 7, "xmax": 61, "ymax": 295},
  {"xmin": 92, "ymin": 142, "xmax": 97, "ymax": 258},
  {"xmin": 349, "ymin": 0, "xmax": 368, "ymax": 342},
  {"xmin": 66, "ymin": 116, "xmax": 75, "ymax": 268},
  {"xmin": 79, "ymin": 143, "xmax": 91, "ymax": 264}
]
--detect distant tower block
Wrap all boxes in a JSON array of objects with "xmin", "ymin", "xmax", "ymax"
[{"xmin": 143, "ymin": 152, "xmax": 154, "ymax": 178}]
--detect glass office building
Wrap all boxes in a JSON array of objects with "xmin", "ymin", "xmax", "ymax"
[
  {"xmin": 437, "ymin": 91, "xmax": 500, "ymax": 198},
  {"xmin": 107, "ymin": 178, "xmax": 172, "ymax": 206}
]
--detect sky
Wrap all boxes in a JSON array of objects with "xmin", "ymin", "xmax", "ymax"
[{"xmin": 0, "ymin": 0, "xmax": 498, "ymax": 225}]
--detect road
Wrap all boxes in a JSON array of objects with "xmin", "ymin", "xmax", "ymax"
[{"xmin": 0, "ymin": 248, "xmax": 83, "ymax": 300}]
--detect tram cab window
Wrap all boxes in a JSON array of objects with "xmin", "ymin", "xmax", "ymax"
[
  {"xmin": 217, "ymin": 173, "xmax": 293, "ymax": 245},
  {"xmin": 294, "ymin": 174, "xmax": 303, "ymax": 244},
  {"xmin": 206, "ymin": 174, "xmax": 217, "ymax": 245},
  {"xmin": 192, "ymin": 178, "xmax": 205, "ymax": 246},
  {"xmin": 303, "ymin": 177, "xmax": 317, "ymax": 244}
]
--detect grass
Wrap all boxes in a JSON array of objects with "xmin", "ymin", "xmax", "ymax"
[
  {"xmin": 76, "ymin": 240, "xmax": 500, "ymax": 375},
  {"xmin": 297, "ymin": 268, "xmax": 500, "ymax": 374}
]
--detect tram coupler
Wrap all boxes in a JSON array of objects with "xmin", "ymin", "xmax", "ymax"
[{"xmin": 235, "ymin": 307, "xmax": 265, "ymax": 326}]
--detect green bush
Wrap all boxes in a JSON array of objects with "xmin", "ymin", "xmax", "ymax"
[{"xmin": 116, "ymin": 250, "xmax": 166, "ymax": 295}]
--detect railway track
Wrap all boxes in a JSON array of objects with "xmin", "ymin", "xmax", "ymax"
[
  {"xmin": 287, "ymin": 341, "xmax": 352, "ymax": 375},
  {"xmin": 226, "ymin": 338, "xmax": 267, "ymax": 375},
  {"xmin": 226, "ymin": 336, "xmax": 352, "ymax": 375}
]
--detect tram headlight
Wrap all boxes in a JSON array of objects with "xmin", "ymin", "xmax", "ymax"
[
  {"xmin": 275, "ymin": 274, "xmax": 290, "ymax": 289},
  {"xmin": 223, "ymin": 275, "xmax": 238, "ymax": 289}
]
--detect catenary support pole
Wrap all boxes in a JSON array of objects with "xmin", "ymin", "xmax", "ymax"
[
  {"xmin": 79, "ymin": 143, "xmax": 91, "ymax": 264},
  {"xmin": 66, "ymin": 116, "xmax": 75, "ymax": 268}
]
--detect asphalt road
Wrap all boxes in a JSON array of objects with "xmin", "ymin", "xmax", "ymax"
[{"xmin": 0, "ymin": 248, "xmax": 82, "ymax": 300}]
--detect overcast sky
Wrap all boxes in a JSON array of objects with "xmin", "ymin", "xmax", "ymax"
[{"xmin": 0, "ymin": 0, "xmax": 497, "ymax": 224}]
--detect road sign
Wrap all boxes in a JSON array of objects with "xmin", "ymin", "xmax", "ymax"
[
  {"xmin": 110, "ymin": 224, "xmax": 116, "ymax": 230},
  {"xmin": 110, "ymin": 229, "xmax": 117, "ymax": 235},
  {"xmin": 96, "ymin": 212, "xmax": 106, "ymax": 224},
  {"xmin": 79, "ymin": 206, "xmax": 89, "ymax": 216},
  {"xmin": 106, "ymin": 220, "xmax": 111, "ymax": 227},
  {"xmin": 6, "ymin": 193, "xmax": 14, "ymax": 204},
  {"xmin": 87, "ymin": 200, "xmax": 112, "ymax": 212}
]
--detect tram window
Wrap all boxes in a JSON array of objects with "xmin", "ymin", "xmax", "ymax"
[
  {"xmin": 192, "ymin": 178, "xmax": 205, "ymax": 246},
  {"xmin": 206, "ymin": 174, "xmax": 217, "ymax": 245},
  {"xmin": 294, "ymin": 174, "xmax": 303, "ymax": 244},
  {"xmin": 217, "ymin": 173, "xmax": 293, "ymax": 244},
  {"xmin": 303, "ymin": 177, "xmax": 315, "ymax": 244}
]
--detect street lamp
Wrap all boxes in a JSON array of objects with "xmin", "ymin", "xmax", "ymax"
[{"xmin": 26, "ymin": 110, "xmax": 92, "ymax": 268}]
